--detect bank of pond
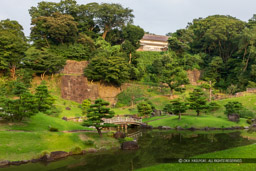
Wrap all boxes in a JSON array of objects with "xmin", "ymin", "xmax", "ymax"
[{"xmin": 1, "ymin": 129, "xmax": 256, "ymax": 171}]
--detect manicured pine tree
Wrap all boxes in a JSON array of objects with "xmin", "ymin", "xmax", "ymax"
[
  {"xmin": 169, "ymin": 99, "xmax": 188, "ymax": 120},
  {"xmin": 83, "ymin": 99, "xmax": 115, "ymax": 137},
  {"xmin": 81, "ymin": 99, "xmax": 91, "ymax": 116},
  {"xmin": 188, "ymin": 88, "xmax": 208, "ymax": 116},
  {"xmin": 35, "ymin": 81, "xmax": 55, "ymax": 112},
  {"xmin": 137, "ymin": 101, "xmax": 152, "ymax": 117}
]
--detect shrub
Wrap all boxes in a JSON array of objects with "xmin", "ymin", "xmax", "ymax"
[
  {"xmin": 247, "ymin": 117, "xmax": 253, "ymax": 125},
  {"xmin": 239, "ymin": 109, "xmax": 255, "ymax": 118},
  {"xmin": 84, "ymin": 140, "xmax": 94, "ymax": 146},
  {"xmin": 224, "ymin": 101, "xmax": 243, "ymax": 116},
  {"xmin": 137, "ymin": 101, "xmax": 153, "ymax": 117},
  {"xmin": 81, "ymin": 99, "xmax": 91, "ymax": 115},
  {"xmin": 45, "ymin": 106, "xmax": 62, "ymax": 117},
  {"xmin": 71, "ymin": 146, "xmax": 82, "ymax": 154},
  {"xmin": 49, "ymin": 126, "xmax": 58, "ymax": 132},
  {"xmin": 208, "ymin": 102, "xmax": 220, "ymax": 112}
]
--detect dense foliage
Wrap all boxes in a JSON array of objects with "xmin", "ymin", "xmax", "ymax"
[
  {"xmin": 170, "ymin": 15, "xmax": 256, "ymax": 91},
  {"xmin": 84, "ymin": 56, "xmax": 130, "ymax": 85},
  {"xmin": 83, "ymin": 99, "xmax": 115, "ymax": 136},
  {"xmin": 188, "ymin": 88, "xmax": 208, "ymax": 116},
  {"xmin": 137, "ymin": 101, "xmax": 153, "ymax": 117}
]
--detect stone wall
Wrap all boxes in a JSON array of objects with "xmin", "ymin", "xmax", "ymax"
[
  {"xmin": 61, "ymin": 60, "xmax": 123, "ymax": 104},
  {"xmin": 187, "ymin": 69, "xmax": 201, "ymax": 85}
]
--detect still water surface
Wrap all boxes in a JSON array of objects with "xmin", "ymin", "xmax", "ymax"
[{"xmin": 2, "ymin": 130, "xmax": 256, "ymax": 171}]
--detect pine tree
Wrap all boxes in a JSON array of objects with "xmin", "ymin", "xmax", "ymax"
[
  {"xmin": 83, "ymin": 99, "xmax": 115, "ymax": 137},
  {"xmin": 81, "ymin": 99, "xmax": 91, "ymax": 115},
  {"xmin": 188, "ymin": 88, "xmax": 208, "ymax": 116},
  {"xmin": 169, "ymin": 99, "xmax": 188, "ymax": 120},
  {"xmin": 35, "ymin": 81, "xmax": 55, "ymax": 112}
]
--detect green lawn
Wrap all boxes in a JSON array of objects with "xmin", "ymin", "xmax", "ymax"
[
  {"xmin": 0, "ymin": 113, "xmax": 92, "ymax": 132},
  {"xmin": 211, "ymin": 93, "xmax": 256, "ymax": 117},
  {"xmin": 146, "ymin": 115, "xmax": 249, "ymax": 128},
  {"xmin": 0, "ymin": 131, "xmax": 119, "ymax": 161},
  {"xmin": 112, "ymin": 107, "xmax": 138, "ymax": 115},
  {"xmin": 137, "ymin": 143, "xmax": 256, "ymax": 171},
  {"xmin": 53, "ymin": 95, "xmax": 83, "ymax": 118}
]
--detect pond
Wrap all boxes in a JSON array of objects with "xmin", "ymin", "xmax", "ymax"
[{"xmin": 2, "ymin": 130, "xmax": 256, "ymax": 171}]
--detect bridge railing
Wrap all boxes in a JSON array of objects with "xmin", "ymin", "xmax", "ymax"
[{"xmin": 103, "ymin": 117, "xmax": 142, "ymax": 124}]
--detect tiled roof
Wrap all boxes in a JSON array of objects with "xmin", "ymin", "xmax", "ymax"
[{"xmin": 142, "ymin": 34, "xmax": 169, "ymax": 42}]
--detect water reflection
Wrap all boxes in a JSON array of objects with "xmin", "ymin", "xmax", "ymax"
[{"xmin": 2, "ymin": 130, "xmax": 256, "ymax": 171}]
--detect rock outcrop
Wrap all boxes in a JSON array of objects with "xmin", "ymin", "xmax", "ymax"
[
  {"xmin": 187, "ymin": 69, "xmax": 201, "ymax": 85},
  {"xmin": 61, "ymin": 60, "xmax": 127, "ymax": 104}
]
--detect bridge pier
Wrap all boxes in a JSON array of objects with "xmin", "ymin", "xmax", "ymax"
[{"xmin": 125, "ymin": 124, "xmax": 128, "ymax": 133}]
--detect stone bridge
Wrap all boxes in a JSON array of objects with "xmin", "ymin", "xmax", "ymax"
[
  {"xmin": 103, "ymin": 117, "xmax": 143, "ymax": 133},
  {"xmin": 103, "ymin": 117, "xmax": 142, "ymax": 125}
]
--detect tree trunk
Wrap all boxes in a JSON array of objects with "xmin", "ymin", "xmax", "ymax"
[
  {"xmin": 243, "ymin": 55, "xmax": 250, "ymax": 72},
  {"xmin": 131, "ymin": 95, "xmax": 135, "ymax": 108},
  {"xmin": 10, "ymin": 65, "xmax": 16, "ymax": 80},
  {"xmin": 209, "ymin": 81, "xmax": 212, "ymax": 102},
  {"xmin": 129, "ymin": 52, "xmax": 132, "ymax": 64},
  {"xmin": 41, "ymin": 71, "xmax": 47, "ymax": 80},
  {"xmin": 96, "ymin": 127, "xmax": 102, "ymax": 137},
  {"xmin": 197, "ymin": 110, "xmax": 200, "ymax": 116},
  {"xmin": 44, "ymin": 35, "xmax": 50, "ymax": 48},
  {"xmin": 169, "ymin": 88, "xmax": 174, "ymax": 98},
  {"xmin": 102, "ymin": 26, "xmax": 109, "ymax": 40},
  {"xmin": 179, "ymin": 112, "xmax": 181, "ymax": 120}
]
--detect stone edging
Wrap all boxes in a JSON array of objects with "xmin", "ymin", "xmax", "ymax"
[
  {"xmin": 0, "ymin": 147, "xmax": 119, "ymax": 168},
  {"xmin": 140, "ymin": 124, "xmax": 250, "ymax": 131}
]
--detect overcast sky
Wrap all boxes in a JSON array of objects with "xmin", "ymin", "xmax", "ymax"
[{"xmin": 1, "ymin": 0, "xmax": 256, "ymax": 36}]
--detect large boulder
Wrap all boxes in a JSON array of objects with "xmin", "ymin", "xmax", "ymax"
[
  {"xmin": 62, "ymin": 117, "xmax": 68, "ymax": 121},
  {"xmin": 228, "ymin": 114, "xmax": 240, "ymax": 122},
  {"xmin": 114, "ymin": 131, "xmax": 126, "ymax": 139},
  {"xmin": 47, "ymin": 151, "xmax": 69, "ymax": 161},
  {"xmin": 65, "ymin": 107, "xmax": 71, "ymax": 110},
  {"xmin": 152, "ymin": 109, "xmax": 162, "ymax": 116},
  {"xmin": 158, "ymin": 126, "xmax": 171, "ymax": 130},
  {"xmin": 121, "ymin": 141, "xmax": 139, "ymax": 150},
  {"xmin": 0, "ymin": 161, "xmax": 9, "ymax": 167},
  {"xmin": 140, "ymin": 123, "xmax": 153, "ymax": 129}
]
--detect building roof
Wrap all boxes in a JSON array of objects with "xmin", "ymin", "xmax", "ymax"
[{"xmin": 142, "ymin": 34, "xmax": 169, "ymax": 42}]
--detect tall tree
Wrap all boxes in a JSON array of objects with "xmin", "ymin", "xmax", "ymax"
[
  {"xmin": 83, "ymin": 99, "xmax": 115, "ymax": 137},
  {"xmin": 188, "ymin": 88, "xmax": 208, "ymax": 116},
  {"xmin": 122, "ymin": 24, "xmax": 144, "ymax": 63},
  {"xmin": 137, "ymin": 101, "xmax": 153, "ymax": 117},
  {"xmin": 23, "ymin": 48, "xmax": 66, "ymax": 80},
  {"xmin": 0, "ymin": 19, "xmax": 28, "ymax": 78},
  {"xmin": 35, "ymin": 81, "xmax": 55, "ymax": 112},
  {"xmin": 168, "ymin": 99, "xmax": 188, "ymax": 120},
  {"xmin": 84, "ymin": 56, "xmax": 130, "ymax": 86},
  {"xmin": 31, "ymin": 12, "xmax": 78, "ymax": 47},
  {"xmin": 95, "ymin": 3, "xmax": 134, "ymax": 39},
  {"xmin": 161, "ymin": 64, "xmax": 189, "ymax": 97}
]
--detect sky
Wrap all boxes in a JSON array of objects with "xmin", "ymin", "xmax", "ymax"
[{"xmin": 0, "ymin": 0, "xmax": 256, "ymax": 36}]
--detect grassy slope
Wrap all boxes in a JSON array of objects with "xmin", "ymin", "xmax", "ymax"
[
  {"xmin": 146, "ymin": 115, "xmax": 249, "ymax": 128},
  {"xmin": 211, "ymin": 93, "xmax": 256, "ymax": 117},
  {"xmin": 0, "ymin": 76, "xmax": 120, "ymax": 162},
  {"xmin": 0, "ymin": 132, "xmax": 119, "ymax": 161},
  {"xmin": 137, "ymin": 144, "xmax": 256, "ymax": 171},
  {"xmin": 0, "ymin": 113, "xmax": 92, "ymax": 132}
]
